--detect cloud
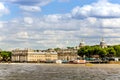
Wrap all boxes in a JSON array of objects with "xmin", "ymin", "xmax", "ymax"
[
  {"xmin": 16, "ymin": 32, "xmax": 29, "ymax": 39},
  {"xmin": 102, "ymin": 18, "xmax": 120, "ymax": 27},
  {"xmin": 0, "ymin": 36, "xmax": 5, "ymax": 41},
  {"xmin": 71, "ymin": 0, "xmax": 120, "ymax": 19},
  {"xmin": 20, "ymin": 6, "xmax": 41, "ymax": 12},
  {"xmin": 4, "ymin": 0, "xmax": 52, "ymax": 6},
  {"xmin": 1, "ymin": 0, "xmax": 120, "ymax": 50},
  {"xmin": 2, "ymin": 16, "xmax": 120, "ymax": 50},
  {"xmin": 3, "ymin": 0, "xmax": 52, "ymax": 12},
  {"xmin": 24, "ymin": 17, "xmax": 33, "ymax": 24},
  {"xmin": 1, "ymin": 16, "xmax": 116, "ymax": 49},
  {"xmin": 0, "ymin": 2, "xmax": 9, "ymax": 16},
  {"xmin": 44, "ymin": 14, "xmax": 62, "ymax": 22},
  {"xmin": 0, "ymin": 22, "xmax": 3, "ymax": 28}
]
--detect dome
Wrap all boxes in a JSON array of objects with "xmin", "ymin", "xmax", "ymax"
[
  {"xmin": 100, "ymin": 40, "xmax": 105, "ymax": 45},
  {"xmin": 100, "ymin": 37, "xmax": 107, "ymax": 48},
  {"xmin": 79, "ymin": 40, "xmax": 85, "ymax": 47}
]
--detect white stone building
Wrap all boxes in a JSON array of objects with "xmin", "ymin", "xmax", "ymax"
[{"xmin": 11, "ymin": 49, "xmax": 58, "ymax": 62}]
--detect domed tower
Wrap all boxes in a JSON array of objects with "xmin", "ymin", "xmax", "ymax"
[
  {"xmin": 79, "ymin": 39, "xmax": 85, "ymax": 48},
  {"xmin": 100, "ymin": 37, "xmax": 107, "ymax": 48}
]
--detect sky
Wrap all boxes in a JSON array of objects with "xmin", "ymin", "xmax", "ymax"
[{"xmin": 0, "ymin": 0, "xmax": 120, "ymax": 50}]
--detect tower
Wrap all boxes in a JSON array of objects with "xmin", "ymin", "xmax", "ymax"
[
  {"xmin": 79, "ymin": 39, "xmax": 85, "ymax": 48},
  {"xmin": 100, "ymin": 37, "xmax": 107, "ymax": 48}
]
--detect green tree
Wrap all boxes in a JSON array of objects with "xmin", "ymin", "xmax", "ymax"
[
  {"xmin": 77, "ymin": 44, "xmax": 120, "ymax": 59},
  {"xmin": 113, "ymin": 45, "xmax": 120, "ymax": 57},
  {"xmin": 0, "ymin": 51, "xmax": 11, "ymax": 62},
  {"xmin": 107, "ymin": 47, "xmax": 116, "ymax": 57},
  {"xmin": 92, "ymin": 46, "xmax": 101, "ymax": 55},
  {"xmin": 77, "ymin": 46, "xmax": 90, "ymax": 57},
  {"xmin": 90, "ymin": 46, "xmax": 107, "ymax": 58},
  {"xmin": 54, "ymin": 48, "xmax": 61, "ymax": 51},
  {"xmin": 98, "ymin": 48, "xmax": 107, "ymax": 58},
  {"xmin": 67, "ymin": 47, "xmax": 74, "ymax": 49}
]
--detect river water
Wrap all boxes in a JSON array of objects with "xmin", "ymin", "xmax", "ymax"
[{"xmin": 0, "ymin": 63, "xmax": 120, "ymax": 80}]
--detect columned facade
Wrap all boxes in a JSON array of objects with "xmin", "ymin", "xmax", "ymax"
[
  {"xmin": 11, "ymin": 49, "xmax": 58, "ymax": 62},
  {"xmin": 27, "ymin": 51, "xmax": 57, "ymax": 62},
  {"xmin": 12, "ymin": 49, "xmax": 28, "ymax": 62}
]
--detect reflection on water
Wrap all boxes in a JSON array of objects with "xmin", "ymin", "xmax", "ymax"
[{"xmin": 0, "ymin": 63, "xmax": 120, "ymax": 80}]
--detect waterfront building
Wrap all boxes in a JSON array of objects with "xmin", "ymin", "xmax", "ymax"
[
  {"xmin": 28, "ymin": 50, "xmax": 57, "ymax": 62},
  {"xmin": 11, "ymin": 49, "xmax": 28, "ymax": 62},
  {"xmin": 57, "ymin": 49, "xmax": 78, "ymax": 61},
  {"xmin": 11, "ymin": 49, "xmax": 58, "ymax": 62}
]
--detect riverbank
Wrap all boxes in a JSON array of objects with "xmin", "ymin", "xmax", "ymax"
[{"xmin": 1, "ymin": 63, "xmax": 120, "ymax": 68}]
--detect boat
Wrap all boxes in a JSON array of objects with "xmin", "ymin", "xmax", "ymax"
[
  {"xmin": 73, "ymin": 60, "xmax": 86, "ymax": 64},
  {"xmin": 56, "ymin": 60, "xmax": 62, "ymax": 64}
]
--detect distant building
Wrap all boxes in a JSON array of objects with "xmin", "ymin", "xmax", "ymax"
[
  {"xmin": 28, "ymin": 50, "xmax": 57, "ymax": 62},
  {"xmin": 76, "ymin": 40, "xmax": 85, "ymax": 49},
  {"xmin": 57, "ymin": 49, "xmax": 78, "ymax": 61},
  {"xmin": 11, "ymin": 49, "xmax": 58, "ymax": 62},
  {"xmin": 100, "ymin": 37, "xmax": 107, "ymax": 48},
  {"xmin": 79, "ymin": 40, "xmax": 85, "ymax": 48}
]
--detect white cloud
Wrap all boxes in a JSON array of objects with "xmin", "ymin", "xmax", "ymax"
[
  {"xmin": 0, "ymin": 22, "xmax": 3, "ymax": 28},
  {"xmin": 71, "ymin": 0, "xmax": 120, "ymax": 18},
  {"xmin": 2, "ymin": 16, "xmax": 120, "ymax": 49},
  {"xmin": 102, "ymin": 18, "xmax": 120, "ymax": 27},
  {"xmin": 1, "ymin": 0, "xmax": 120, "ymax": 50},
  {"xmin": 16, "ymin": 32, "xmax": 29, "ymax": 39},
  {"xmin": 20, "ymin": 6, "xmax": 41, "ymax": 12},
  {"xmin": 4, "ymin": 0, "xmax": 52, "ymax": 6},
  {"xmin": 24, "ymin": 17, "xmax": 33, "ymax": 24},
  {"xmin": 0, "ymin": 2, "xmax": 9, "ymax": 16},
  {"xmin": 3, "ymin": 0, "xmax": 52, "ymax": 12},
  {"xmin": 0, "ymin": 36, "xmax": 5, "ymax": 41},
  {"xmin": 44, "ymin": 14, "xmax": 62, "ymax": 22}
]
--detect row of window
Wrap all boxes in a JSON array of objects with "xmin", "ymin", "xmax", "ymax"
[{"xmin": 28, "ymin": 55, "xmax": 57, "ymax": 57}]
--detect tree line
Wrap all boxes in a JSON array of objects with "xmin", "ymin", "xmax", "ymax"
[{"xmin": 77, "ymin": 45, "xmax": 120, "ymax": 59}]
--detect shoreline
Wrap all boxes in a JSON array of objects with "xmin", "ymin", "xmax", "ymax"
[{"xmin": 0, "ymin": 63, "xmax": 120, "ymax": 68}]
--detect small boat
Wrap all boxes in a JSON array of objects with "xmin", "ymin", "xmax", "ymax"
[
  {"xmin": 56, "ymin": 60, "xmax": 62, "ymax": 64},
  {"xmin": 73, "ymin": 60, "xmax": 86, "ymax": 64}
]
